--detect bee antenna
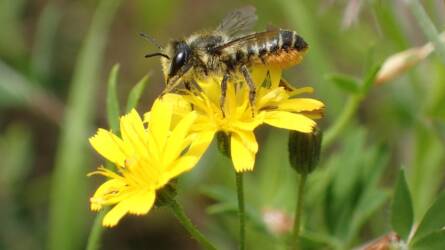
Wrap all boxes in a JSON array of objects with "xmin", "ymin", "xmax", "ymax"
[
  {"xmin": 139, "ymin": 32, "xmax": 163, "ymax": 50},
  {"xmin": 144, "ymin": 52, "xmax": 170, "ymax": 60}
]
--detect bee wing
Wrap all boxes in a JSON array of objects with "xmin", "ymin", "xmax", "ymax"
[
  {"xmin": 211, "ymin": 30, "xmax": 279, "ymax": 52},
  {"xmin": 216, "ymin": 6, "xmax": 258, "ymax": 37}
]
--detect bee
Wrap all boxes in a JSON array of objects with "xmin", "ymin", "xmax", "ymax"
[{"xmin": 143, "ymin": 6, "xmax": 308, "ymax": 113}]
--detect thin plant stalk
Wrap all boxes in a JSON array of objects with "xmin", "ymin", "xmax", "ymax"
[
  {"xmin": 292, "ymin": 173, "xmax": 307, "ymax": 250},
  {"xmin": 167, "ymin": 199, "xmax": 217, "ymax": 250},
  {"xmin": 236, "ymin": 172, "xmax": 246, "ymax": 250},
  {"xmin": 323, "ymin": 96, "xmax": 360, "ymax": 148},
  {"xmin": 86, "ymin": 208, "xmax": 108, "ymax": 250}
]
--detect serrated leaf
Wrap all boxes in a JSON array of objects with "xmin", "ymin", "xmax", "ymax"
[
  {"xmin": 126, "ymin": 74, "xmax": 149, "ymax": 112},
  {"xmin": 390, "ymin": 170, "xmax": 414, "ymax": 240},
  {"xmin": 106, "ymin": 64, "xmax": 120, "ymax": 132},
  {"xmin": 412, "ymin": 191, "xmax": 445, "ymax": 243},
  {"xmin": 325, "ymin": 74, "xmax": 360, "ymax": 94},
  {"xmin": 411, "ymin": 230, "xmax": 445, "ymax": 250}
]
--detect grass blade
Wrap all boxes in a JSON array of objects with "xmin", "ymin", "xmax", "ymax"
[
  {"xmin": 107, "ymin": 64, "xmax": 120, "ymax": 132},
  {"xmin": 126, "ymin": 74, "xmax": 149, "ymax": 112},
  {"xmin": 47, "ymin": 1, "xmax": 121, "ymax": 250},
  {"xmin": 30, "ymin": 3, "xmax": 61, "ymax": 83},
  {"xmin": 0, "ymin": 60, "xmax": 64, "ymax": 125}
]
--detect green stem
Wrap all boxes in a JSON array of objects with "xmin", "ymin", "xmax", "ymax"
[
  {"xmin": 292, "ymin": 173, "xmax": 307, "ymax": 250},
  {"xmin": 168, "ymin": 199, "xmax": 217, "ymax": 250},
  {"xmin": 86, "ymin": 208, "xmax": 108, "ymax": 250},
  {"xmin": 323, "ymin": 95, "xmax": 361, "ymax": 148},
  {"xmin": 236, "ymin": 172, "xmax": 246, "ymax": 250}
]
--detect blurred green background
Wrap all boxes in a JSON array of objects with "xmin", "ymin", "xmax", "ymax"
[{"xmin": 1, "ymin": 0, "xmax": 445, "ymax": 249}]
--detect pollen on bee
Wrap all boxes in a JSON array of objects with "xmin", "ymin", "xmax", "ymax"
[{"xmin": 264, "ymin": 49, "xmax": 306, "ymax": 69}]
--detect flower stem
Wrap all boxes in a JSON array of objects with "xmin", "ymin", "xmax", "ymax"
[
  {"xmin": 323, "ymin": 95, "xmax": 361, "ymax": 148},
  {"xmin": 86, "ymin": 208, "xmax": 108, "ymax": 250},
  {"xmin": 236, "ymin": 172, "xmax": 246, "ymax": 250},
  {"xmin": 292, "ymin": 173, "xmax": 307, "ymax": 250},
  {"xmin": 167, "ymin": 198, "xmax": 217, "ymax": 250}
]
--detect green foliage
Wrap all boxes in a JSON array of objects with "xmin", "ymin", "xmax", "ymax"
[
  {"xmin": 30, "ymin": 3, "xmax": 61, "ymax": 83},
  {"xmin": 406, "ymin": 0, "xmax": 445, "ymax": 64},
  {"xmin": 126, "ymin": 74, "xmax": 150, "ymax": 112},
  {"xmin": 411, "ymin": 192, "xmax": 445, "ymax": 244},
  {"xmin": 361, "ymin": 64, "xmax": 381, "ymax": 94},
  {"xmin": 48, "ymin": 1, "xmax": 122, "ymax": 250},
  {"xmin": 326, "ymin": 74, "xmax": 360, "ymax": 94},
  {"xmin": 390, "ymin": 170, "xmax": 414, "ymax": 240},
  {"xmin": 106, "ymin": 64, "xmax": 121, "ymax": 132},
  {"xmin": 411, "ymin": 230, "xmax": 445, "ymax": 250},
  {"xmin": 321, "ymin": 129, "xmax": 389, "ymax": 248}
]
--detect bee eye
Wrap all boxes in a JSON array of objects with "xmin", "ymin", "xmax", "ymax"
[
  {"xmin": 169, "ymin": 43, "xmax": 190, "ymax": 77},
  {"xmin": 175, "ymin": 52, "xmax": 186, "ymax": 66}
]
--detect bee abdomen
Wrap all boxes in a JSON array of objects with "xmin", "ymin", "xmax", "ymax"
[
  {"xmin": 224, "ymin": 30, "xmax": 309, "ymax": 70},
  {"xmin": 278, "ymin": 30, "xmax": 308, "ymax": 52},
  {"xmin": 260, "ymin": 30, "xmax": 308, "ymax": 68}
]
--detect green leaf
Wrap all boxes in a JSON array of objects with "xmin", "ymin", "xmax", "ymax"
[
  {"xmin": 411, "ymin": 230, "xmax": 445, "ymax": 250},
  {"xmin": 325, "ymin": 74, "xmax": 360, "ymax": 94},
  {"xmin": 412, "ymin": 191, "xmax": 445, "ymax": 243},
  {"xmin": 390, "ymin": 169, "xmax": 414, "ymax": 240},
  {"xmin": 126, "ymin": 74, "xmax": 149, "ymax": 112},
  {"xmin": 206, "ymin": 202, "xmax": 237, "ymax": 215},
  {"xmin": 106, "ymin": 64, "xmax": 120, "ymax": 132},
  {"xmin": 361, "ymin": 63, "xmax": 381, "ymax": 94}
]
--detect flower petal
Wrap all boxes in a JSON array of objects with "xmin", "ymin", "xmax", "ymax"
[
  {"xmin": 277, "ymin": 98, "xmax": 325, "ymax": 113},
  {"xmin": 230, "ymin": 132, "xmax": 256, "ymax": 172},
  {"xmin": 251, "ymin": 66, "xmax": 268, "ymax": 86},
  {"xmin": 163, "ymin": 111, "xmax": 197, "ymax": 164},
  {"xmin": 102, "ymin": 198, "xmax": 131, "ymax": 227},
  {"xmin": 89, "ymin": 129, "xmax": 129, "ymax": 166},
  {"xmin": 149, "ymin": 98, "xmax": 173, "ymax": 149},
  {"xmin": 127, "ymin": 191, "xmax": 156, "ymax": 215},
  {"xmin": 235, "ymin": 130, "xmax": 258, "ymax": 153},
  {"xmin": 160, "ymin": 156, "xmax": 199, "ymax": 187},
  {"xmin": 188, "ymin": 131, "xmax": 215, "ymax": 157},
  {"xmin": 269, "ymin": 67, "xmax": 282, "ymax": 88},
  {"xmin": 120, "ymin": 110, "xmax": 149, "ymax": 158},
  {"xmin": 264, "ymin": 111, "xmax": 315, "ymax": 133},
  {"xmin": 90, "ymin": 178, "xmax": 127, "ymax": 211}
]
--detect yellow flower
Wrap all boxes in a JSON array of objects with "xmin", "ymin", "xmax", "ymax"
[
  {"xmin": 152, "ymin": 66, "xmax": 324, "ymax": 172},
  {"xmin": 88, "ymin": 99, "xmax": 206, "ymax": 227}
]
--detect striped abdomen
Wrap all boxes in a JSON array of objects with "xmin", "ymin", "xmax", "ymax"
[{"xmin": 227, "ymin": 30, "xmax": 308, "ymax": 69}]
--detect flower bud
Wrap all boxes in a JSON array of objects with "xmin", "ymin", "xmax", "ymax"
[
  {"xmin": 288, "ymin": 128, "xmax": 322, "ymax": 175},
  {"xmin": 216, "ymin": 131, "xmax": 231, "ymax": 159},
  {"xmin": 155, "ymin": 180, "xmax": 178, "ymax": 207}
]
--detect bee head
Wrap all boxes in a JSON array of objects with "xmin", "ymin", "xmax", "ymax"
[{"xmin": 161, "ymin": 41, "xmax": 192, "ymax": 85}]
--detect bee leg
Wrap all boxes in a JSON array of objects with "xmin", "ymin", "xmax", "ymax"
[
  {"xmin": 183, "ymin": 81, "xmax": 196, "ymax": 110},
  {"xmin": 184, "ymin": 81, "xmax": 192, "ymax": 91},
  {"xmin": 240, "ymin": 65, "xmax": 256, "ymax": 117},
  {"xmin": 190, "ymin": 80, "xmax": 203, "ymax": 93},
  {"xmin": 220, "ymin": 73, "xmax": 230, "ymax": 118}
]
